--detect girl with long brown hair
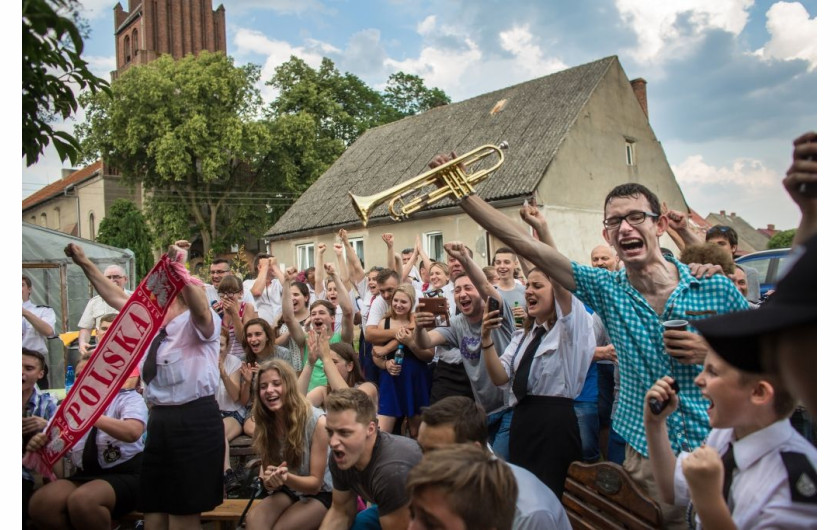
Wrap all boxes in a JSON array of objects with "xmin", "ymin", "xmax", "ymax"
[{"xmin": 245, "ymin": 359, "xmax": 332, "ymax": 528}]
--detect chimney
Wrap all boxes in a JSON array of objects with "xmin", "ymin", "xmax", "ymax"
[
  {"xmin": 719, "ymin": 210, "xmax": 726, "ymax": 216},
  {"xmin": 767, "ymin": 224, "xmax": 775, "ymax": 231},
  {"xmin": 61, "ymin": 169, "xmax": 76, "ymax": 179},
  {"xmin": 731, "ymin": 212, "xmax": 736, "ymax": 217},
  {"xmin": 630, "ymin": 78, "xmax": 648, "ymax": 120}
]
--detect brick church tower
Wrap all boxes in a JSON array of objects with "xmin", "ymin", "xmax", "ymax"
[{"xmin": 111, "ymin": 0, "xmax": 226, "ymax": 80}]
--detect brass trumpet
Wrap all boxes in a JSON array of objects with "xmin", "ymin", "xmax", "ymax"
[{"xmin": 349, "ymin": 142, "xmax": 509, "ymax": 227}]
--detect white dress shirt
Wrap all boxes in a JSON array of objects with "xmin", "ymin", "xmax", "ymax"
[
  {"xmin": 22, "ymin": 300, "xmax": 56, "ymax": 355},
  {"xmin": 499, "ymin": 296, "xmax": 595, "ymax": 407}
]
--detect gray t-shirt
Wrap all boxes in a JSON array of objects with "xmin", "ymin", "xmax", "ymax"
[
  {"xmin": 329, "ymin": 431, "xmax": 422, "ymax": 516},
  {"xmin": 497, "ymin": 283, "xmax": 526, "ymax": 313},
  {"xmin": 434, "ymin": 300, "xmax": 514, "ymax": 414}
]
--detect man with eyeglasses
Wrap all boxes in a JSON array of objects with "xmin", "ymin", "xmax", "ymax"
[
  {"xmin": 204, "ymin": 258, "xmax": 254, "ymax": 313},
  {"xmin": 77, "ymin": 264, "xmax": 132, "ymax": 357},
  {"xmin": 451, "ymin": 180, "xmax": 749, "ymax": 529}
]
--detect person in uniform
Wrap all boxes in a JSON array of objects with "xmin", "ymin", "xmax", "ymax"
[
  {"xmin": 22, "ymin": 275, "xmax": 56, "ymax": 388},
  {"xmin": 644, "ymin": 348, "xmax": 816, "ymax": 529},
  {"xmin": 26, "ymin": 360, "xmax": 146, "ymax": 528}
]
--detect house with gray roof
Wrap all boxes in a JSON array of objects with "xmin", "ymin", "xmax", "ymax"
[{"xmin": 265, "ymin": 55, "xmax": 690, "ymax": 270}]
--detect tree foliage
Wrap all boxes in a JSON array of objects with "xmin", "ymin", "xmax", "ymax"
[
  {"xmin": 96, "ymin": 199, "xmax": 155, "ymax": 278},
  {"xmin": 767, "ymin": 229, "xmax": 796, "ymax": 249},
  {"xmin": 384, "ymin": 72, "xmax": 451, "ymax": 117},
  {"xmin": 22, "ymin": 0, "xmax": 110, "ymax": 166},
  {"xmin": 77, "ymin": 52, "xmax": 308, "ymax": 253},
  {"xmin": 76, "ymin": 52, "xmax": 450, "ymax": 252}
]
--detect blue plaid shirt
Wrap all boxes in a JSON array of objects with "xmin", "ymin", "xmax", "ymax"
[
  {"xmin": 572, "ymin": 255, "xmax": 749, "ymax": 457},
  {"xmin": 23, "ymin": 387, "xmax": 58, "ymax": 481}
]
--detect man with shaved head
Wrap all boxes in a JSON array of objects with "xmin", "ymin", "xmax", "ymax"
[{"xmin": 77, "ymin": 264, "xmax": 132, "ymax": 357}]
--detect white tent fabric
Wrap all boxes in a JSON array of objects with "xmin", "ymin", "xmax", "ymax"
[{"xmin": 23, "ymin": 222, "xmax": 135, "ymax": 387}]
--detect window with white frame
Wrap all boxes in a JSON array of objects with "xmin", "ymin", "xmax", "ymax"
[
  {"xmin": 425, "ymin": 232, "xmax": 444, "ymax": 262},
  {"xmin": 297, "ymin": 243, "xmax": 315, "ymax": 269},
  {"xmin": 625, "ymin": 140, "xmax": 636, "ymax": 166},
  {"xmin": 348, "ymin": 238, "xmax": 365, "ymax": 267}
]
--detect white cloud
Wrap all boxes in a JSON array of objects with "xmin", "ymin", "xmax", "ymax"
[
  {"xmin": 225, "ymin": 0, "xmax": 327, "ymax": 15},
  {"xmin": 417, "ymin": 15, "xmax": 436, "ymax": 36},
  {"xmin": 614, "ymin": 0, "xmax": 754, "ymax": 64},
  {"xmin": 753, "ymin": 2, "xmax": 816, "ymax": 71},
  {"xmin": 233, "ymin": 28, "xmax": 329, "ymax": 103},
  {"xmin": 673, "ymin": 154, "xmax": 776, "ymax": 189},
  {"xmin": 499, "ymin": 24, "xmax": 567, "ymax": 77},
  {"xmin": 671, "ymin": 154, "xmax": 799, "ymax": 228}
]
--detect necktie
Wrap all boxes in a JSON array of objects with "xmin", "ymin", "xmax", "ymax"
[
  {"xmin": 82, "ymin": 426, "xmax": 99, "ymax": 472},
  {"xmin": 512, "ymin": 325, "xmax": 547, "ymax": 401},
  {"xmin": 142, "ymin": 328, "xmax": 167, "ymax": 385},
  {"xmin": 721, "ymin": 442, "xmax": 737, "ymax": 503}
]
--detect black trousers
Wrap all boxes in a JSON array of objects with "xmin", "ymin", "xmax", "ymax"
[{"xmin": 509, "ymin": 395, "xmax": 580, "ymax": 501}]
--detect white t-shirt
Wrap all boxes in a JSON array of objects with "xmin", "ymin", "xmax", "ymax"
[
  {"xmin": 243, "ymin": 278, "xmax": 283, "ymax": 325},
  {"xmin": 216, "ymin": 354, "xmax": 247, "ymax": 414},
  {"xmin": 69, "ymin": 389, "xmax": 147, "ymax": 470}
]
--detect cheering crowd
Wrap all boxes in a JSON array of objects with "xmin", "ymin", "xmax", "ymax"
[{"xmin": 23, "ymin": 132, "xmax": 817, "ymax": 530}]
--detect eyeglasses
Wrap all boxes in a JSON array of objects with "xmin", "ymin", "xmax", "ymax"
[
  {"xmin": 603, "ymin": 211, "xmax": 659, "ymax": 230},
  {"xmin": 105, "ymin": 275, "xmax": 124, "ymax": 280},
  {"xmin": 210, "ymin": 270, "xmax": 230, "ymax": 275},
  {"xmin": 219, "ymin": 291, "xmax": 242, "ymax": 298}
]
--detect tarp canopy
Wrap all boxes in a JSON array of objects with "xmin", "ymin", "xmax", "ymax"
[{"xmin": 22, "ymin": 222, "xmax": 135, "ymax": 387}]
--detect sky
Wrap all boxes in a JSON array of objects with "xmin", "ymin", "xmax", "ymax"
[{"xmin": 20, "ymin": 0, "xmax": 819, "ymax": 231}]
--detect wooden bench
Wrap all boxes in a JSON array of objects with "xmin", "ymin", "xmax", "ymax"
[
  {"xmin": 121, "ymin": 498, "xmax": 261, "ymax": 529},
  {"xmin": 562, "ymin": 461, "xmax": 662, "ymax": 529}
]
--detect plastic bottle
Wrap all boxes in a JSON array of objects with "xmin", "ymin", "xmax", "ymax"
[
  {"xmin": 514, "ymin": 301, "xmax": 524, "ymax": 327},
  {"xmin": 394, "ymin": 344, "xmax": 405, "ymax": 366},
  {"xmin": 65, "ymin": 364, "xmax": 75, "ymax": 394}
]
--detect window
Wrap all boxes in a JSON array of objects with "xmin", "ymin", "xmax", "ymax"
[
  {"xmin": 124, "ymin": 36, "xmax": 131, "ymax": 64},
  {"xmin": 625, "ymin": 140, "xmax": 636, "ymax": 166},
  {"xmin": 348, "ymin": 238, "xmax": 365, "ymax": 267},
  {"xmin": 425, "ymin": 232, "xmax": 444, "ymax": 262},
  {"xmin": 53, "ymin": 207, "xmax": 61, "ymax": 229},
  {"xmin": 40, "ymin": 213, "xmax": 47, "ymax": 227},
  {"xmin": 89, "ymin": 212, "xmax": 96, "ymax": 239},
  {"xmin": 132, "ymin": 28, "xmax": 139, "ymax": 56},
  {"xmin": 297, "ymin": 243, "xmax": 315, "ymax": 269}
]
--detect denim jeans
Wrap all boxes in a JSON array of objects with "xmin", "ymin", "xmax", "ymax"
[
  {"xmin": 574, "ymin": 401, "xmax": 600, "ymax": 463},
  {"xmin": 597, "ymin": 363, "xmax": 616, "ymax": 428},
  {"xmin": 486, "ymin": 408, "xmax": 513, "ymax": 461},
  {"xmin": 607, "ymin": 427, "xmax": 627, "ymax": 465},
  {"xmin": 351, "ymin": 505, "xmax": 381, "ymax": 530}
]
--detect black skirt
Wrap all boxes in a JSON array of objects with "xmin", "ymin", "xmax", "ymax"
[
  {"xmin": 509, "ymin": 395, "xmax": 580, "ymax": 501},
  {"xmin": 139, "ymin": 396, "xmax": 225, "ymax": 515}
]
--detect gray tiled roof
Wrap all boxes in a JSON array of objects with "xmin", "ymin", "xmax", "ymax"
[{"xmin": 266, "ymin": 56, "xmax": 617, "ymax": 237}]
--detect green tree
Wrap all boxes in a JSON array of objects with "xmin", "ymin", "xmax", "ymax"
[
  {"xmin": 77, "ymin": 52, "xmax": 311, "ymax": 253},
  {"xmin": 384, "ymin": 72, "xmax": 451, "ymax": 117},
  {"xmin": 96, "ymin": 199, "xmax": 155, "ymax": 278},
  {"xmin": 267, "ymin": 57, "xmax": 450, "ymax": 145},
  {"xmin": 22, "ymin": 0, "xmax": 110, "ymax": 166},
  {"xmin": 767, "ymin": 229, "xmax": 796, "ymax": 249}
]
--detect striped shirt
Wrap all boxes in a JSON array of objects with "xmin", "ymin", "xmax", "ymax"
[
  {"xmin": 571, "ymin": 255, "xmax": 749, "ymax": 457},
  {"xmin": 23, "ymin": 387, "xmax": 58, "ymax": 481}
]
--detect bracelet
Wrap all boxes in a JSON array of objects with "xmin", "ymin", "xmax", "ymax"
[{"xmin": 481, "ymin": 341, "xmax": 494, "ymax": 349}]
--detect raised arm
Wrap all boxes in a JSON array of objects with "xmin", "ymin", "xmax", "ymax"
[
  {"xmin": 314, "ymin": 243, "xmax": 328, "ymax": 298},
  {"xmin": 661, "ymin": 202, "xmax": 703, "ymax": 250},
  {"xmin": 340, "ymin": 229, "xmax": 366, "ymax": 285},
  {"xmin": 458, "ymin": 194, "xmax": 577, "ymax": 291},
  {"xmin": 169, "ymin": 245, "xmax": 216, "ymax": 338},
  {"xmin": 326, "ymin": 263, "xmax": 355, "ymax": 345},
  {"xmin": 382, "ymin": 233, "xmax": 401, "ymax": 275},
  {"xmin": 416, "ymin": 234, "xmax": 432, "ymax": 282},
  {"xmin": 784, "ymin": 131, "xmax": 817, "ymax": 247},
  {"xmin": 282, "ymin": 273, "xmax": 306, "ymax": 349},
  {"xmin": 444, "ymin": 241, "xmax": 499, "ymax": 303},
  {"xmin": 249, "ymin": 257, "xmax": 270, "ymax": 298},
  {"xmin": 519, "ymin": 204, "xmax": 572, "ymax": 314},
  {"xmin": 64, "ymin": 243, "xmax": 130, "ymax": 309}
]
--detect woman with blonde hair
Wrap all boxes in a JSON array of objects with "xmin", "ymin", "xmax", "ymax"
[
  {"xmin": 373, "ymin": 283, "xmax": 433, "ymax": 436},
  {"xmin": 246, "ymin": 359, "xmax": 331, "ymax": 529}
]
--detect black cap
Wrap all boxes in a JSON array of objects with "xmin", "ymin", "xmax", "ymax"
[{"xmin": 692, "ymin": 234, "xmax": 816, "ymax": 372}]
